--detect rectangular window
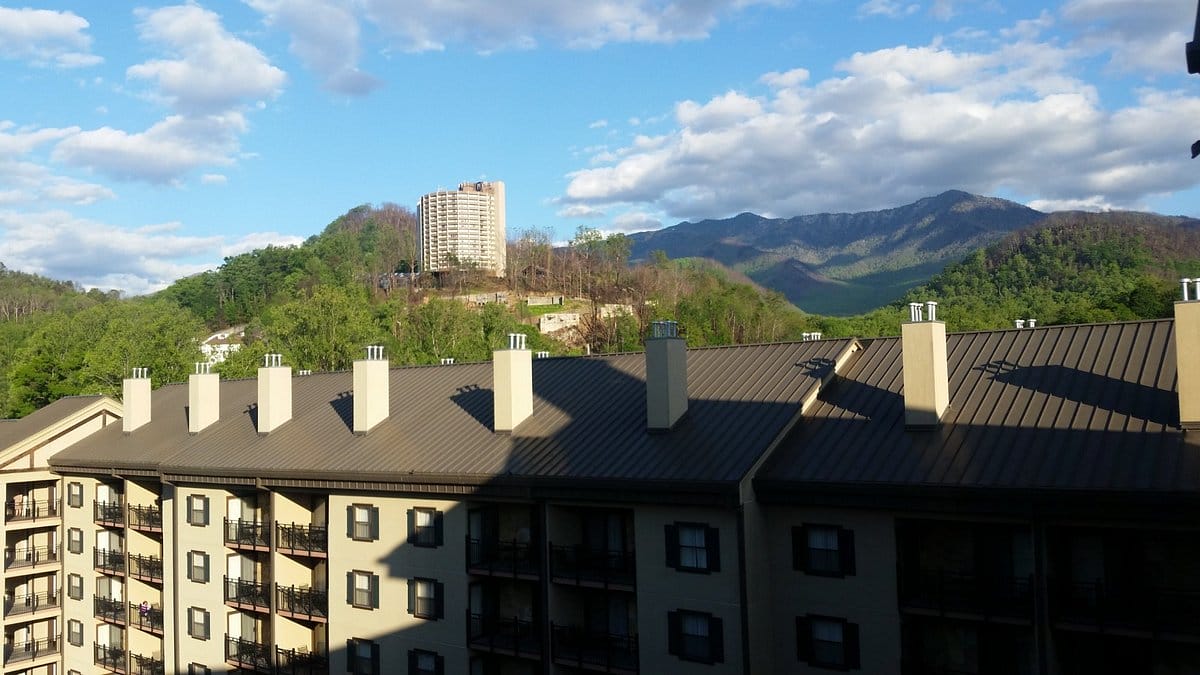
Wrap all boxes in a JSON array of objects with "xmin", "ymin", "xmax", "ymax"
[
  {"xmin": 666, "ymin": 523, "xmax": 720, "ymax": 573},
  {"xmin": 409, "ymin": 649, "xmax": 444, "ymax": 675},
  {"xmin": 350, "ymin": 504, "xmax": 378, "ymax": 541},
  {"xmin": 67, "ymin": 619, "xmax": 83, "ymax": 646},
  {"xmin": 797, "ymin": 615, "xmax": 860, "ymax": 669},
  {"xmin": 793, "ymin": 525, "xmax": 856, "ymax": 577},
  {"xmin": 187, "ymin": 551, "xmax": 209, "ymax": 583},
  {"xmin": 186, "ymin": 495, "xmax": 209, "ymax": 526},
  {"xmin": 67, "ymin": 527, "xmax": 83, "ymax": 554},
  {"xmin": 407, "ymin": 507, "xmax": 443, "ymax": 547},
  {"xmin": 408, "ymin": 577, "xmax": 443, "ymax": 620},
  {"xmin": 188, "ymin": 607, "xmax": 210, "ymax": 640},
  {"xmin": 347, "ymin": 638, "xmax": 380, "ymax": 675},
  {"xmin": 668, "ymin": 610, "xmax": 724, "ymax": 664},
  {"xmin": 68, "ymin": 573, "xmax": 83, "ymax": 600},
  {"xmin": 188, "ymin": 665, "xmax": 211, "ymax": 675},
  {"xmin": 349, "ymin": 570, "xmax": 378, "ymax": 609},
  {"xmin": 67, "ymin": 482, "xmax": 83, "ymax": 508}
]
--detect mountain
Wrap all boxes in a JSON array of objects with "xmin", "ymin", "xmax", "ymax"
[{"xmin": 627, "ymin": 190, "xmax": 1046, "ymax": 315}]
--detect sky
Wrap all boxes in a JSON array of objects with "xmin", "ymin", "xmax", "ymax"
[{"xmin": 1, "ymin": 0, "xmax": 1199, "ymax": 295}]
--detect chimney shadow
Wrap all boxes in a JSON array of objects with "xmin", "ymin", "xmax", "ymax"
[
  {"xmin": 244, "ymin": 403, "xmax": 258, "ymax": 429},
  {"xmin": 978, "ymin": 361, "xmax": 1178, "ymax": 427},
  {"xmin": 331, "ymin": 391, "xmax": 353, "ymax": 432},
  {"xmin": 450, "ymin": 385, "xmax": 494, "ymax": 430}
]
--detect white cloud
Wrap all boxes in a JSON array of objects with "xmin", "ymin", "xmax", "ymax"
[
  {"xmin": 200, "ymin": 173, "xmax": 228, "ymax": 185},
  {"xmin": 589, "ymin": 119, "xmax": 609, "ymax": 129},
  {"xmin": 1027, "ymin": 195, "xmax": 1117, "ymax": 212},
  {"xmin": 857, "ymin": 0, "xmax": 919, "ymax": 18},
  {"xmin": 610, "ymin": 210, "xmax": 662, "ymax": 232},
  {"xmin": 245, "ymin": 0, "xmax": 380, "ymax": 95},
  {"xmin": 0, "ymin": 7, "xmax": 101, "ymax": 68},
  {"xmin": 0, "ymin": 160, "xmax": 114, "ymax": 206},
  {"xmin": 557, "ymin": 204, "xmax": 606, "ymax": 218},
  {"xmin": 1061, "ymin": 0, "xmax": 1192, "ymax": 74}
]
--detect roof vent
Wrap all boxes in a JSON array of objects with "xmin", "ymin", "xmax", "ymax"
[
  {"xmin": 536, "ymin": 351, "xmax": 550, "ymax": 359},
  {"xmin": 1015, "ymin": 319, "xmax": 1025, "ymax": 329},
  {"xmin": 1027, "ymin": 318, "xmax": 1037, "ymax": 328},
  {"xmin": 440, "ymin": 358, "xmax": 455, "ymax": 365},
  {"xmin": 188, "ymin": 362, "xmax": 219, "ymax": 434},
  {"xmin": 801, "ymin": 332, "xmax": 824, "ymax": 342},
  {"xmin": 122, "ymin": 367, "xmax": 152, "ymax": 433},
  {"xmin": 353, "ymin": 345, "xmax": 389, "ymax": 435},
  {"xmin": 494, "ymin": 333, "xmax": 533, "ymax": 433}
]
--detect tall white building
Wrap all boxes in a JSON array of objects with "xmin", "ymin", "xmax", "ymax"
[{"xmin": 418, "ymin": 181, "xmax": 506, "ymax": 277}]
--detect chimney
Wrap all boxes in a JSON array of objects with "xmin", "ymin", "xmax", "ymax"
[
  {"xmin": 645, "ymin": 320, "xmax": 688, "ymax": 432},
  {"xmin": 1177, "ymin": 279, "xmax": 1200, "ymax": 429},
  {"xmin": 902, "ymin": 301, "xmax": 949, "ymax": 429},
  {"xmin": 122, "ymin": 367, "xmax": 152, "ymax": 433},
  {"xmin": 353, "ymin": 345, "xmax": 389, "ymax": 435},
  {"xmin": 257, "ymin": 353, "xmax": 292, "ymax": 434},
  {"xmin": 188, "ymin": 363, "xmax": 219, "ymax": 434},
  {"xmin": 493, "ymin": 333, "xmax": 533, "ymax": 433}
]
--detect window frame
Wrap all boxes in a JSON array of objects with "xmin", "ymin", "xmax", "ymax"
[
  {"xmin": 407, "ymin": 507, "xmax": 444, "ymax": 547},
  {"xmin": 796, "ymin": 614, "xmax": 860, "ymax": 670},
  {"xmin": 350, "ymin": 504, "xmax": 378, "ymax": 542},
  {"xmin": 67, "ymin": 618, "xmax": 83, "ymax": 646},
  {"xmin": 407, "ymin": 577, "xmax": 444, "ymax": 620},
  {"xmin": 187, "ymin": 550, "xmax": 210, "ymax": 583},
  {"xmin": 67, "ymin": 573, "xmax": 83, "ymax": 600},
  {"xmin": 187, "ymin": 665, "xmax": 211, "ymax": 675},
  {"xmin": 67, "ymin": 482, "xmax": 83, "ymax": 508},
  {"xmin": 349, "ymin": 570, "xmax": 379, "ymax": 609},
  {"xmin": 186, "ymin": 495, "xmax": 209, "ymax": 526},
  {"xmin": 347, "ymin": 638, "xmax": 380, "ymax": 675},
  {"xmin": 67, "ymin": 527, "xmax": 83, "ymax": 554},
  {"xmin": 665, "ymin": 522, "xmax": 720, "ymax": 573},
  {"xmin": 408, "ymin": 648, "xmax": 445, "ymax": 675},
  {"xmin": 187, "ymin": 606, "xmax": 210, "ymax": 640},
  {"xmin": 667, "ymin": 609, "xmax": 724, "ymax": 664},
  {"xmin": 793, "ymin": 524, "xmax": 856, "ymax": 577}
]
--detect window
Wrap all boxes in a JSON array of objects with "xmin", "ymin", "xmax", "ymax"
[
  {"xmin": 347, "ymin": 638, "xmax": 380, "ymax": 675},
  {"xmin": 797, "ymin": 615, "xmax": 860, "ymax": 670},
  {"xmin": 67, "ymin": 619, "xmax": 83, "ymax": 646},
  {"xmin": 407, "ymin": 577, "xmax": 443, "ymax": 620},
  {"xmin": 407, "ymin": 507, "xmax": 443, "ymax": 547},
  {"xmin": 188, "ymin": 665, "xmax": 211, "ymax": 675},
  {"xmin": 186, "ymin": 495, "xmax": 209, "ymax": 526},
  {"xmin": 793, "ymin": 525, "xmax": 856, "ymax": 577},
  {"xmin": 348, "ymin": 570, "xmax": 378, "ymax": 609},
  {"xmin": 409, "ymin": 649, "xmax": 445, "ymax": 675},
  {"xmin": 668, "ymin": 610, "xmax": 724, "ymax": 664},
  {"xmin": 666, "ymin": 523, "xmax": 720, "ymax": 573},
  {"xmin": 187, "ymin": 551, "xmax": 209, "ymax": 583},
  {"xmin": 188, "ymin": 607, "xmax": 210, "ymax": 640},
  {"xmin": 67, "ymin": 573, "xmax": 83, "ymax": 600},
  {"xmin": 67, "ymin": 527, "xmax": 83, "ymax": 554},
  {"xmin": 67, "ymin": 482, "xmax": 83, "ymax": 508},
  {"xmin": 349, "ymin": 504, "xmax": 378, "ymax": 541}
]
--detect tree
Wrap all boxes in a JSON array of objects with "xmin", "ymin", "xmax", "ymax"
[{"xmin": 264, "ymin": 286, "xmax": 382, "ymax": 372}]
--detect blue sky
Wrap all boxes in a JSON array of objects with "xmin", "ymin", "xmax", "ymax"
[{"xmin": 1, "ymin": 0, "xmax": 1198, "ymax": 295}]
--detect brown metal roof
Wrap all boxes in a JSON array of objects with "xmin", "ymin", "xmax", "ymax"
[
  {"xmin": 50, "ymin": 340, "xmax": 855, "ymax": 493},
  {"xmin": 0, "ymin": 395, "xmax": 112, "ymax": 453},
  {"xmin": 757, "ymin": 319, "xmax": 1200, "ymax": 498}
]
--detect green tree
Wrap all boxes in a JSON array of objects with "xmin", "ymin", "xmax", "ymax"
[{"xmin": 264, "ymin": 286, "xmax": 381, "ymax": 372}]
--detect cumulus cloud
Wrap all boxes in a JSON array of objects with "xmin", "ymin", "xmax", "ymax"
[
  {"xmin": 200, "ymin": 173, "xmax": 227, "ymax": 185},
  {"xmin": 245, "ymin": 0, "xmax": 380, "ymax": 95},
  {"xmin": 1061, "ymin": 0, "xmax": 1192, "ymax": 73},
  {"xmin": 589, "ymin": 119, "xmax": 609, "ymax": 129},
  {"xmin": 857, "ymin": 0, "xmax": 919, "ymax": 19},
  {"xmin": 563, "ymin": 27, "xmax": 1200, "ymax": 221},
  {"xmin": 557, "ymin": 204, "xmax": 606, "ymax": 218},
  {"xmin": 610, "ymin": 211, "xmax": 662, "ymax": 232},
  {"xmin": 0, "ymin": 160, "xmax": 114, "ymax": 206},
  {"xmin": 0, "ymin": 6, "xmax": 101, "ymax": 67}
]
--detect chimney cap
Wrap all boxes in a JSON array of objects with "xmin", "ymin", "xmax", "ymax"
[
  {"xmin": 130, "ymin": 367, "xmax": 149, "ymax": 379},
  {"xmin": 507, "ymin": 333, "xmax": 527, "ymax": 350},
  {"xmin": 193, "ymin": 362, "xmax": 211, "ymax": 375},
  {"xmin": 1015, "ymin": 319, "xmax": 1026, "ymax": 329},
  {"xmin": 364, "ymin": 345, "xmax": 385, "ymax": 360},
  {"xmin": 263, "ymin": 353, "xmax": 284, "ymax": 368},
  {"xmin": 651, "ymin": 320, "xmax": 680, "ymax": 338}
]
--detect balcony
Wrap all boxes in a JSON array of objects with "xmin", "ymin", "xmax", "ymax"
[
  {"xmin": 226, "ymin": 635, "xmax": 273, "ymax": 673},
  {"xmin": 95, "ymin": 548, "xmax": 125, "ymax": 575},
  {"xmin": 4, "ymin": 545, "xmax": 58, "ymax": 572},
  {"xmin": 550, "ymin": 545, "xmax": 636, "ymax": 590},
  {"xmin": 276, "ymin": 646, "xmax": 328, "ymax": 675},
  {"xmin": 225, "ymin": 576, "xmax": 271, "ymax": 612},
  {"xmin": 130, "ymin": 652, "xmax": 165, "ymax": 675},
  {"xmin": 4, "ymin": 499, "xmax": 59, "ymax": 524},
  {"xmin": 552, "ymin": 625, "xmax": 639, "ymax": 674},
  {"xmin": 276, "ymin": 523, "xmax": 327, "ymax": 557},
  {"xmin": 4, "ymin": 590, "xmax": 60, "ymax": 618},
  {"xmin": 224, "ymin": 518, "xmax": 271, "ymax": 551},
  {"xmin": 128, "ymin": 553, "xmax": 163, "ymax": 583},
  {"xmin": 900, "ymin": 570, "xmax": 1034, "ymax": 620},
  {"xmin": 94, "ymin": 595, "xmax": 126, "ymax": 624},
  {"xmin": 467, "ymin": 537, "xmax": 539, "ymax": 579},
  {"xmin": 127, "ymin": 504, "xmax": 162, "ymax": 533},
  {"xmin": 129, "ymin": 602, "xmax": 164, "ymax": 634},
  {"xmin": 1052, "ymin": 580, "xmax": 1200, "ymax": 635},
  {"xmin": 468, "ymin": 612, "xmax": 543, "ymax": 660},
  {"xmin": 95, "ymin": 642, "xmax": 126, "ymax": 673},
  {"xmin": 95, "ymin": 500, "xmax": 124, "ymax": 527},
  {"xmin": 4, "ymin": 634, "xmax": 59, "ymax": 665},
  {"xmin": 277, "ymin": 584, "xmax": 327, "ymax": 622}
]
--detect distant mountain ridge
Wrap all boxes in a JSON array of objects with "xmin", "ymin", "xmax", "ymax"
[{"xmin": 627, "ymin": 190, "xmax": 1047, "ymax": 315}]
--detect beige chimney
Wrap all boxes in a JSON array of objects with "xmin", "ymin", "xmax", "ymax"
[
  {"xmin": 901, "ymin": 301, "xmax": 949, "ymax": 429},
  {"xmin": 493, "ymin": 333, "xmax": 533, "ymax": 433},
  {"xmin": 646, "ymin": 320, "xmax": 688, "ymax": 432},
  {"xmin": 353, "ymin": 345, "xmax": 390, "ymax": 435},
  {"xmin": 188, "ymin": 363, "xmax": 220, "ymax": 434},
  {"xmin": 1176, "ymin": 279, "xmax": 1200, "ymax": 429},
  {"xmin": 122, "ymin": 367, "xmax": 152, "ymax": 433},
  {"xmin": 257, "ymin": 353, "xmax": 292, "ymax": 434}
]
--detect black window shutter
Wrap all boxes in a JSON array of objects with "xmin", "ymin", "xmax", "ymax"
[
  {"xmin": 706, "ymin": 526, "xmax": 721, "ymax": 572},
  {"xmin": 370, "ymin": 643, "xmax": 381, "ymax": 672},
  {"xmin": 201, "ymin": 553, "xmax": 209, "ymax": 582},
  {"xmin": 664, "ymin": 524, "xmax": 679, "ymax": 568},
  {"xmin": 840, "ymin": 528, "xmax": 857, "ymax": 576},
  {"xmin": 845, "ymin": 621, "xmax": 861, "ymax": 669},
  {"xmin": 370, "ymin": 574, "xmax": 380, "ymax": 609},
  {"xmin": 201, "ymin": 496, "xmax": 209, "ymax": 525},
  {"xmin": 796, "ymin": 616, "xmax": 812, "ymax": 662},
  {"xmin": 793, "ymin": 526, "xmax": 807, "ymax": 571},
  {"xmin": 434, "ymin": 510, "xmax": 444, "ymax": 546},
  {"xmin": 407, "ymin": 578, "xmax": 415, "ymax": 614},
  {"xmin": 370, "ymin": 507, "xmax": 380, "ymax": 540},
  {"xmin": 346, "ymin": 505, "xmax": 354, "ymax": 539},
  {"xmin": 406, "ymin": 509, "xmax": 415, "ymax": 544},
  {"xmin": 434, "ymin": 581, "xmax": 445, "ymax": 618},
  {"xmin": 186, "ymin": 552, "xmax": 193, "ymax": 579},
  {"xmin": 407, "ymin": 649, "xmax": 417, "ymax": 674},
  {"xmin": 203, "ymin": 610, "xmax": 210, "ymax": 639},
  {"xmin": 709, "ymin": 616, "xmax": 724, "ymax": 663},
  {"xmin": 435, "ymin": 654, "xmax": 445, "ymax": 675},
  {"xmin": 346, "ymin": 572, "xmax": 354, "ymax": 605},
  {"xmin": 667, "ymin": 611, "xmax": 681, "ymax": 655},
  {"xmin": 346, "ymin": 640, "xmax": 355, "ymax": 672}
]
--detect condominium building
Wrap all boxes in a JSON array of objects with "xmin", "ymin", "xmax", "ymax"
[
  {"xmin": 6, "ymin": 289, "xmax": 1200, "ymax": 674},
  {"xmin": 418, "ymin": 181, "xmax": 506, "ymax": 277}
]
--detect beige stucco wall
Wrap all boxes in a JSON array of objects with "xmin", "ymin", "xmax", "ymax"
[{"xmin": 171, "ymin": 483, "xmax": 228, "ymax": 671}]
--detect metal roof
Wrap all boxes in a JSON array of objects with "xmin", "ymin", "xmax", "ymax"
[{"xmin": 0, "ymin": 395, "xmax": 112, "ymax": 454}]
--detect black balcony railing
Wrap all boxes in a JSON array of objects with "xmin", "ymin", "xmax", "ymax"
[
  {"xmin": 468, "ymin": 612, "xmax": 543, "ymax": 659},
  {"xmin": 4, "ymin": 589, "xmax": 60, "ymax": 617},
  {"xmin": 94, "ymin": 595, "xmax": 126, "ymax": 624},
  {"xmin": 1053, "ymin": 580, "xmax": 1200, "ymax": 634},
  {"xmin": 467, "ymin": 537, "xmax": 539, "ymax": 577},
  {"xmin": 900, "ymin": 570, "xmax": 1034, "ymax": 619},
  {"xmin": 552, "ymin": 624, "xmax": 639, "ymax": 673},
  {"xmin": 4, "ymin": 499, "xmax": 59, "ymax": 523},
  {"xmin": 276, "ymin": 646, "xmax": 328, "ymax": 675},
  {"xmin": 225, "ymin": 576, "xmax": 271, "ymax": 611},
  {"xmin": 130, "ymin": 652, "xmax": 165, "ymax": 675},
  {"xmin": 95, "ymin": 548, "xmax": 125, "ymax": 575},
  {"xmin": 94, "ymin": 499, "xmax": 124, "ymax": 526},
  {"xmin": 276, "ymin": 523, "xmax": 327, "ymax": 556},
  {"xmin": 550, "ymin": 544, "xmax": 636, "ymax": 588},
  {"xmin": 277, "ymin": 584, "xmax": 327, "ymax": 621},
  {"xmin": 127, "ymin": 503, "xmax": 162, "ymax": 532},
  {"xmin": 128, "ymin": 553, "xmax": 163, "ymax": 583},
  {"xmin": 226, "ymin": 635, "xmax": 272, "ymax": 673},
  {"xmin": 95, "ymin": 642, "xmax": 126, "ymax": 673},
  {"xmin": 225, "ymin": 518, "xmax": 271, "ymax": 549},
  {"xmin": 130, "ymin": 601, "xmax": 164, "ymax": 634},
  {"xmin": 5, "ymin": 545, "xmax": 59, "ymax": 570},
  {"xmin": 4, "ymin": 634, "xmax": 59, "ymax": 664}
]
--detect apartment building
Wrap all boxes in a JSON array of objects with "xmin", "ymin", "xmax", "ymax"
[
  {"xmin": 9, "ymin": 287, "xmax": 1199, "ymax": 674},
  {"xmin": 418, "ymin": 181, "xmax": 506, "ymax": 277}
]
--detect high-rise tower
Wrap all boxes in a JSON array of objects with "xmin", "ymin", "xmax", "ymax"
[{"xmin": 417, "ymin": 180, "xmax": 506, "ymax": 277}]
